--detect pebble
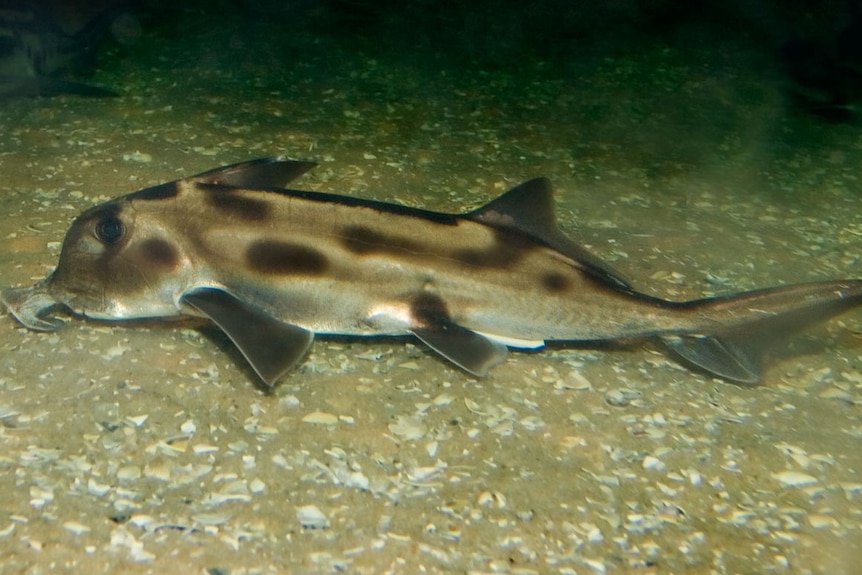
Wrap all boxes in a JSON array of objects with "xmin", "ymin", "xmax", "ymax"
[
  {"xmin": 117, "ymin": 465, "xmax": 142, "ymax": 481},
  {"xmin": 388, "ymin": 415, "xmax": 427, "ymax": 440},
  {"xmin": 642, "ymin": 455, "xmax": 665, "ymax": 471},
  {"xmin": 296, "ymin": 505, "xmax": 329, "ymax": 529},
  {"xmin": 302, "ymin": 411, "xmax": 338, "ymax": 425},
  {"xmin": 808, "ymin": 514, "xmax": 839, "ymax": 529},
  {"xmin": 63, "ymin": 521, "xmax": 91, "ymax": 535},
  {"xmin": 772, "ymin": 471, "xmax": 818, "ymax": 487},
  {"xmin": 123, "ymin": 151, "xmax": 152, "ymax": 163},
  {"xmin": 605, "ymin": 388, "xmax": 639, "ymax": 407},
  {"xmin": 192, "ymin": 511, "xmax": 232, "ymax": 526}
]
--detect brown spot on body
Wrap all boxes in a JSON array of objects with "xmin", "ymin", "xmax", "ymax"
[
  {"xmin": 246, "ymin": 240, "xmax": 328, "ymax": 275},
  {"xmin": 409, "ymin": 291, "xmax": 451, "ymax": 328},
  {"xmin": 452, "ymin": 229, "xmax": 535, "ymax": 268},
  {"xmin": 542, "ymin": 272, "xmax": 571, "ymax": 293},
  {"xmin": 206, "ymin": 190, "xmax": 272, "ymax": 221},
  {"xmin": 139, "ymin": 238, "xmax": 180, "ymax": 270},
  {"xmin": 340, "ymin": 225, "xmax": 423, "ymax": 255}
]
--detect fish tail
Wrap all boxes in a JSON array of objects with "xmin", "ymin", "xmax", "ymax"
[{"xmin": 659, "ymin": 280, "xmax": 862, "ymax": 383}]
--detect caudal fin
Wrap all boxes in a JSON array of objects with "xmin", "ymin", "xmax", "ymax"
[{"xmin": 659, "ymin": 280, "xmax": 862, "ymax": 384}]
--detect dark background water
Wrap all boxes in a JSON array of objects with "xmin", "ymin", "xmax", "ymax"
[
  {"xmin": 0, "ymin": 2, "xmax": 860, "ymax": 574},
  {"xmin": 51, "ymin": 0, "xmax": 862, "ymax": 118}
]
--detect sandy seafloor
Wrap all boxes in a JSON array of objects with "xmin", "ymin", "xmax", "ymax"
[{"xmin": 0, "ymin": 3, "xmax": 860, "ymax": 574}]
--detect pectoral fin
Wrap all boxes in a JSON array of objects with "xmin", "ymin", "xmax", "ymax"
[
  {"xmin": 660, "ymin": 334, "xmax": 762, "ymax": 384},
  {"xmin": 181, "ymin": 288, "xmax": 313, "ymax": 388},
  {"xmin": 411, "ymin": 322, "xmax": 509, "ymax": 377}
]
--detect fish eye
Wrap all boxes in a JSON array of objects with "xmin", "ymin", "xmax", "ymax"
[{"xmin": 94, "ymin": 216, "xmax": 126, "ymax": 245}]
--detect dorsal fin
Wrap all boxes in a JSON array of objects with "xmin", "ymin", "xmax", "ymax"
[
  {"xmin": 191, "ymin": 157, "xmax": 317, "ymax": 189},
  {"xmin": 467, "ymin": 178, "xmax": 631, "ymax": 289},
  {"xmin": 468, "ymin": 177, "xmax": 558, "ymax": 236}
]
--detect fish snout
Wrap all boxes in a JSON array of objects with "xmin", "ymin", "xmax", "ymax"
[{"xmin": 1, "ymin": 283, "xmax": 69, "ymax": 331}]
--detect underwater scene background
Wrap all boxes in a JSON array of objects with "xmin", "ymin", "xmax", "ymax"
[{"xmin": 0, "ymin": 0, "xmax": 860, "ymax": 573}]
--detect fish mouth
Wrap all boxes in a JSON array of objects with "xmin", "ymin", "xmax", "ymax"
[{"xmin": 1, "ymin": 283, "xmax": 70, "ymax": 332}]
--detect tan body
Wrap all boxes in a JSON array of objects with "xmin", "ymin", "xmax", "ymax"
[
  {"xmin": 98, "ymin": 180, "xmax": 678, "ymax": 340},
  {"xmin": 4, "ymin": 158, "xmax": 862, "ymax": 388}
]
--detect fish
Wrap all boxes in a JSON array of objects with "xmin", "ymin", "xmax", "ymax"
[
  {"xmin": 3, "ymin": 157, "xmax": 862, "ymax": 390},
  {"xmin": 0, "ymin": 3, "xmax": 138, "ymax": 97}
]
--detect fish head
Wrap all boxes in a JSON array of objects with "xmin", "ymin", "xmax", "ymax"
[
  {"xmin": 3, "ymin": 158, "xmax": 318, "ymax": 332},
  {"xmin": 43, "ymin": 194, "xmax": 194, "ymax": 321}
]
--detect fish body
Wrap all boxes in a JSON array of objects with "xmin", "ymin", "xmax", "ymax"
[{"xmin": 4, "ymin": 158, "xmax": 862, "ymax": 388}]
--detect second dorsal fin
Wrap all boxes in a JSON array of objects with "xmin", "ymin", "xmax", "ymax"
[{"xmin": 467, "ymin": 178, "xmax": 631, "ymax": 289}]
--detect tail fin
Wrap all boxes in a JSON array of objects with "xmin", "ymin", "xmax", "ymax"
[{"xmin": 659, "ymin": 280, "xmax": 862, "ymax": 384}]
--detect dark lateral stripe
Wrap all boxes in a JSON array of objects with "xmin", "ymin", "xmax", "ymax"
[
  {"xmin": 128, "ymin": 181, "xmax": 180, "ymax": 201},
  {"xmin": 340, "ymin": 225, "xmax": 423, "ymax": 255},
  {"xmin": 195, "ymin": 183, "xmax": 461, "ymax": 226},
  {"xmin": 246, "ymin": 240, "xmax": 328, "ymax": 275},
  {"xmin": 206, "ymin": 190, "xmax": 272, "ymax": 220}
]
